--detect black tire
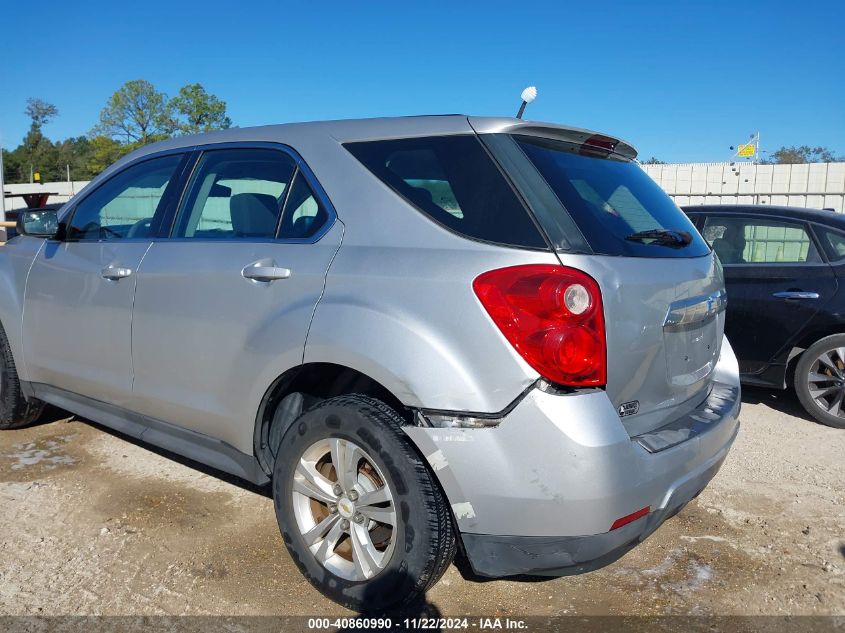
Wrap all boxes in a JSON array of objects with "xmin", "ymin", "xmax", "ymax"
[
  {"xmin": 0, "ymin": 322, "xmax": 45, "ymax": 430},
  {"xmin": 794, "ymin": 334, "xmax": 845, "ymax": 429},
  {"xmin": 272, "ymin": 394, "xmax": 456, "ymax": 612}
]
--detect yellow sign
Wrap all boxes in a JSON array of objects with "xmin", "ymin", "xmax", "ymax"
[
  {"xmin": 33, "ymin": 171, "xmax": 41, "ymax": 182},
  {"xmin": 737, "ymin": 144, "xmax": 755, "ymax": 158}
]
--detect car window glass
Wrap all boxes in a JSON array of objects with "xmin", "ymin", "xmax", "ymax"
[
  {"xmin": 278, "ymin": 171, "xmax": 329, "ymax": 239},
  {"xmin": 702, "ymin": 216, "xmax": 820, "ymax": 264},
  {"xmin": 174, "ymin": 148, "xmax": 296, "ymax": 239},
  {"xmin": 513, "ymin": 135, "xmax": 709, "ymax": 257},
  {"xmin": 818, "ymin": 227, "xmax": 845, "ymax": 261},
  {"xmin": 67, "ymin": 154, "xmax": 182, "ymax": 240},
  {"xmin": 345, "ymin": 135, "xmax": 546, "ymax": 249}
]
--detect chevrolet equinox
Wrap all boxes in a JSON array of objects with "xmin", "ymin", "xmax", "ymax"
[{"xmin": 0, "ymin": 116, "xmax": 741, "ymax": 610}]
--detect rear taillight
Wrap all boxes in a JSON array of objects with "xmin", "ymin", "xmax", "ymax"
[{"xmin": 472, "ymin": 264, "xmax": 606, "ymax": 387}]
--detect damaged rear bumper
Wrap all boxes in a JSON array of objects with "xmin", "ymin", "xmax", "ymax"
[
  {"xmin": 459, "ymin": 439, "xmax": 731, "ymax": 577},
  {"xmin": 403, "ymin": 337, "xmax": 741, "ymax": 578}
]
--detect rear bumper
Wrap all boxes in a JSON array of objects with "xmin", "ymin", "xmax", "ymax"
[
  {"xmin": 460, "ymin": 434, "xmax": 732, "ymax": 577},
  {"xmin": 403, "ymin": 336, "xmax": 741, "ymax": 577}
]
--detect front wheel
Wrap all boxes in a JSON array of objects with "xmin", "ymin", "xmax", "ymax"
[
  {"xmin": 0, "ymin": 323, "xmax": 44, "ymax": 430},
  {"xmin": 794, "ymin": 334, "xmax": 845, "ymax": 429},
  {"xmin": 272, "ymin": 395, "xmax": 456, "ymax": 611}
]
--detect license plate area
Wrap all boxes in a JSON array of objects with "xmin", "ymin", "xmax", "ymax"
[
  {"xmin": 664, "ymin": 317, "xmax": 719, "ymax": 386},
  {"xmin": 663, "ymin": 291, "xmax": 726, "ymax": 387}
]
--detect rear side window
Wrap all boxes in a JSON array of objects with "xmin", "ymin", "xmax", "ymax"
[
  {"xmin": 345, "ymin": 135, "xmax": 546, "ymax": 249},
  {"xmin": 514, "ymin": 135, "xmax": 710, "ymax": 258},
  {"xmin": 174, "ymin": 148, "xmax": 296, "ymax": 239},
  {"xmin": 278, "ymin": 171, "xmax": 329, "ymax": 239},
  {"xmin": 702, "ymin": 216, "xmax": 821, "ymax": 264}
]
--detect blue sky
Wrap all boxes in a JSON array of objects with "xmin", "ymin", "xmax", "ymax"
[{"xmin": 2, "ymin": 0, "xmax": 843, "ymax": 163}]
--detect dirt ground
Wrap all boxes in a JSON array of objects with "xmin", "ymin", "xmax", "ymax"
[{"xmin": 0, "ymin": 387, "xmax": 843, "ymax": 620}]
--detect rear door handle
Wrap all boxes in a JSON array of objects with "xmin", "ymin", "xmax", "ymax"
[
  {"xmin": 772, "ymin": 291, "xmax": 820, "ymax": 300},
  {"xmin": 242, "ymin": 261, "xmax": 291, "ymax": 282},
  {"xmin": 101, "ymin": 265, "xmax": 133, "ymax": 280}
]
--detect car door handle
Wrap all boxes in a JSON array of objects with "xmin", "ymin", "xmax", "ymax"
[
  {"xmin": 772, "ymin": 291, "xmax": 820, "ymax": 300},
  {"xmin": 101, "ymin": 265, "xmax": 133, "ymax": 280},
  {"xmin": 242, "ymin": 262, "xmax": 291, "ymax": 282}
]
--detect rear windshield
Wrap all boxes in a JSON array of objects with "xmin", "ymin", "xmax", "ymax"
[
  {"xmin": 514, "ymin": 135, "xmax": 711, "ymax": 258},
  {"xmin": 345, "ymin": 135, "xmax": 546, "ymax": 249}
]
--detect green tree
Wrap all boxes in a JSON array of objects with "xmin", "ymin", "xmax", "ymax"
[
  {"xmin": 170, "ymin": 83, "xmax": 232, "ymax": 135},
  {"xmin": 86, "ymin": 135, "xmax": 133, "ymax": 175},
  {"xmin": 94, "ymin": 80, "xmax": 173, "ymax": 144},
  {"xmin": 642, "ymin": 157, "xmax": 666, "ymax": 165},
  {"xmin": 764, "ymin": 146, "xmax": 845, "ymax": 164},
  {"xmin": 15, "ymin": 98, "xmax": 61, "ymax": 182},
  {"xmin": 24, "ymin": 98, "xmax": 59, "ymax": 128},
  {"xmin": 54, "ymin": 136, "xmax": 100, "ymax": 182}
]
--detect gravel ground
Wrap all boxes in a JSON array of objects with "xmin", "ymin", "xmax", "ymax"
[{"xmin": 0, "ymin": 387, "xmax": 843, "ymax": 619}]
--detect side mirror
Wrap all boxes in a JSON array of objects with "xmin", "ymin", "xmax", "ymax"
[{"xmin": 16, "ymin": 209, "xmax": 60, "ymax": 239}]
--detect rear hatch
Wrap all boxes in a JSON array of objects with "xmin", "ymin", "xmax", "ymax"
[{"xmin": 478, "ymin": 124, "xmax": 725, "ymax": 435}]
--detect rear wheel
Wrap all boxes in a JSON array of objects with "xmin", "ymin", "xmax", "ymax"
[
  {"xmin": 794, "ymin": 334, "xmax": 845, "ymax": 429},
  {"xmin": 0, "ymin": 323, "xmax": 44, "ymax": 430},
  {"xmin": 272, "ymin": 394, "xmax": 456, "ymax": 612}
]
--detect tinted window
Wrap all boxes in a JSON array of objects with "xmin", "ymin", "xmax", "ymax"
[
  {"xmin": 68, "ymin": 154, "xmax": 181, "ymax": 240},
  {"xmin": 514, "ymin": 135, "xmax": 710, "ymax": 258},
  {"xmin": 345, "ymin": 135, "xmax": 546, "ymax": 249},
  {"xmin": 174, "ymin": 149, "xmax": 296, "ymax": 239},
  {"xmin": 278, "ymin": 171, "xmax": 329, "ymax": 239},
  {"xmin": 702, "ymin": 216, "xmax": 820, "ymax": 264},
  {"xmin": 818, "ymin": 226, "xmax": 845, "ymax": 261}
]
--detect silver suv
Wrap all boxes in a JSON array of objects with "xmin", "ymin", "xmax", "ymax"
[{"xmin": 0, "ymin": 116, "xmax": 740, "ymax": 611}]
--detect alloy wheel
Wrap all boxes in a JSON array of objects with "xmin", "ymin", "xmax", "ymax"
[
  {"xmin": 291, "ymin": 437, "xmax": 396, "ymax": 581},
  {"xmin": 806, "ymin": 346, "xmax": 845, "ymax": 418}
]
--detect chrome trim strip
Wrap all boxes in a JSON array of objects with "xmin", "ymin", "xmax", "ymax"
[{"xmin": 664, "ymin": 289, "xmax": 727, "ymax": 329}]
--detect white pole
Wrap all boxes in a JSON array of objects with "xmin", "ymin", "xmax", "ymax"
[{"xmin": 0, "ymin": 141, "xmax": 6, "ymax": 241}]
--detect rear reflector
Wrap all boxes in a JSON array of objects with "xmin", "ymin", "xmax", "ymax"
[{"xmin": 610, "ymin": 506, "xmax": 650, "ymax": 531}]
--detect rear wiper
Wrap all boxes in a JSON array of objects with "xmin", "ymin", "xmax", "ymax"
[{"xmin": 625, "ymin": 229, "xmax": 692, "ymax": 248}]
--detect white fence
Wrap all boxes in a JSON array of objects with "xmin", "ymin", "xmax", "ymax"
[{"xmin": 642, "ymin": 162, "xmax": 845, "ymax": 213}]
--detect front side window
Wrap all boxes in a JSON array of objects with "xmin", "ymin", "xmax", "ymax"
[
  {"xmin": 67, "ymin": 154, "xmax": 182, "ymax": 240},
  {"xmin": 174, "ymin": 148, "xmax": 296, "ymax": 239},
  {"xmin": 345, "ymin": 135, "xmax": 546, "ymax": 249},
  {"xmin": 702, "ymin": 216, "xmax": 821, "ymax": 264},
  {"xmin": 514, "ymin": 135, "xmax": 710, "ymax": 258}
]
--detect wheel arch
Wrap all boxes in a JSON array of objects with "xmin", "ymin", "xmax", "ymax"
[
  {"xmin": 253, "ymin": 362, "xmax": 412, "ymax": 475},
  {"xmin": 786, "ymin": 325, "xmax": 845, "ymax": 388}
]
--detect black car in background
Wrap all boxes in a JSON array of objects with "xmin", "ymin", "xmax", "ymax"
[{"xmin": 684, "ymin": 204, "xmax": 845, "ymax": 428}]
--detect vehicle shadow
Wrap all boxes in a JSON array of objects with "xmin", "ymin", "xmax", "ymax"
[
  {"xmin": 25, "ymin": 404, "xmax": 81, "ymax": 429},
  {"xmin": 451, "ymin": 551, "xmax": 562, "ymax": 585},
  {"xmin": 341, "ymin": 570, "xmax": 445, "ymax": 631},
  {"xmin": 740, "ymin": 385, "xmax": 818, "ymax": 424}
]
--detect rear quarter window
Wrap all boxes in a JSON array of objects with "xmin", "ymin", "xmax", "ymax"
[
  {"xmin": 345, "ymin": 135, "xmax": 547, "ymax": 249},
  {"xmin": 817, "ymin": 226, "xmax": 845, "ymax": 261}
]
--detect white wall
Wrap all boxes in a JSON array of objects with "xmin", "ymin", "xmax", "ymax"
[
  {"xmin": 2, "ymin": 181, "xmax": 90, "ymax": 211},
  {"xmin": 642, "ymin": 162, "xmax": 845, "ymax": 213}
]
